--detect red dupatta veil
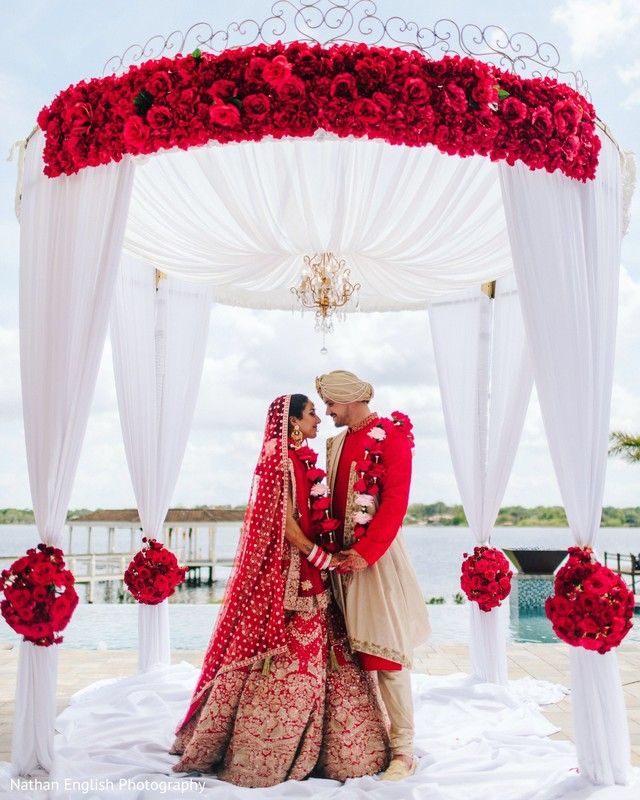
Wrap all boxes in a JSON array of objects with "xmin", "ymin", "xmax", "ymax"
[{"xmin": 177, "ymin": 395, "xmax": 292, "ymax": 730}]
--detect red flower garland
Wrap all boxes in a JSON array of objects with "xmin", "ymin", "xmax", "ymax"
[
  {"xmin": 38, "ymin": 42, "xmax": 599, "ymax": 180},
  {"xmin": 352, "ymin": 412, "xmax": 414, "ymax": 543},
  {"xmin": 0, "ymin": 544, "xmax": 79, "ymax": 646},
  {"xmin": 124, "ymin": 537, "xmax": 187, "ymax": 605},
  {"xmin": 460, "ymin": 546, "xmax": 513, "ymax": 612},
  {"xmin": 293, "ymin": 443, "xmax": 340, "ymax": 552},
  {"xmin": 545, "ymin": 546, "xmax": 634, "ymax": 654}
]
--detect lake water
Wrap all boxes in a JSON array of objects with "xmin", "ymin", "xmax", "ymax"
[{"xmin": 1, "ymin": 524, "xmax": 638, "ymax": 649}]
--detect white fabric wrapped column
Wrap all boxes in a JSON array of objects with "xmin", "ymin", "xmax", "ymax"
[
  {"xmin": 429, "ymin": 274, "xmax": 533, "ymax": 684},
  {"xmin": 16, "ymin": 131, "xmax": 133, "ymax": 773},
  {"xmin": 110, "ymin": 256, "xmax": 211, "ymax": 672},
  {"xmin": 500, "ymin": 134, "xmax": 630, "ymax": 785}
]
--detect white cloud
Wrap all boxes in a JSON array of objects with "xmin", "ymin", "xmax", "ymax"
[
  {"xmin": 616, "ymin": 59, "xmax": 640, "ymax": 109},
  {"xmin": 552, "ymin": 0, "xmax": 640, "ymax": 59}
]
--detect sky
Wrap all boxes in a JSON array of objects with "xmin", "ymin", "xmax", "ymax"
[{"xmin": 0, "ymin": 0, "xmax": 638, "ymax": 510}]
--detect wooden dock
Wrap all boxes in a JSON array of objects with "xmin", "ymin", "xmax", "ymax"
[{"xmin": 1, "ymin": 508, "xmax": 244, "ymax": 602}]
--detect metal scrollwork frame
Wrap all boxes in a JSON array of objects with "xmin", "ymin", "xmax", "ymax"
[{"xmin": 103, "ymin": 0, "xmax": 590, "ymax": 99}]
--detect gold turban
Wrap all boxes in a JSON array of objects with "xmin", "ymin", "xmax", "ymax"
[{"xmin": 315, "ymin": 370, "xmax": 374, "ymax": 403}]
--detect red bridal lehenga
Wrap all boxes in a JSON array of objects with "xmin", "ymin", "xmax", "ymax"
[{"xmin": 171, "ymin": 395, "xmax": 390, "ymax": 787}]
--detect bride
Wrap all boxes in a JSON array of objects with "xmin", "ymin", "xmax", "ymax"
[{"xmin": 171, "ymin": 394, "xmax": 390, "ymax": 787}]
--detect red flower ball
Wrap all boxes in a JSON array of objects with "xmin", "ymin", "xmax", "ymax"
[
  {"xmin": 545, "ymin": 546, "xmax": 634, "ymax": 654},
  {"xmin": 125, "ymin": 538, "xmax": 186, "ymax": 605},
  {"xmin": 460, "ymin": 546, "xmax": 513, "ymax": 612},
  {"xmin": 0, "ymin": 544, "xmax": 78, "ymax": 646}
]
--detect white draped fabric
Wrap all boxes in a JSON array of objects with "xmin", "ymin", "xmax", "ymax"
[
  {"xmin": 429, "ymin": 275, "xmax": 534, "ymax": 684},
  {"xmin": 42, "ymin": 663, "xmax": 615, "ymax": 800},
  {"xmin": 16, "ymin": 130, "xmax": 133, "ymax": 772},
  {"xmin": 110, "ymin": 257, "xmax": 211, "ymax": 671},
  {"xmin": 500, "ymin": 134, "xmax": 629, "ymax": 785},
  {"xmin": 10, "ymin": 644, "xmax": 58, "ymax": 776},
  {"xmin": 124, "ymin": 136, "xmax": 513, "ymax": 309}
]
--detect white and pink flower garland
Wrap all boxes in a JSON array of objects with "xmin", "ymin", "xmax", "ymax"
[
  {"xmin": 292, "ymin": 444, "xmax": 341, "ymax": 552},
  {"xmin": 352, "ymin": 412, "xmax": 414, "ymax": 543}
]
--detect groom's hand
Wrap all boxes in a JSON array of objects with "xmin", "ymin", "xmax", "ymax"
[{"xmin": 336, "ymin": 549, "xmax": 368, "ymax": 573}]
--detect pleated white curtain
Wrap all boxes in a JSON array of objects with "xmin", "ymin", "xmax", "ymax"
[
  {"xmin": 429, "ymin": 273, "xmax": 533, "ymax": 684},
  {"xmin": 500, "ymin": 134, "xmax": 630, "ymax": 785},
  {"xmin": 110, "ymin": 256, "xmax": 211, "ymax": 672},
  {"xmin": 16, "ymin": 131, "xmax": 134, "ymax": 773},
  {"xmin": 124, "ymin": 136, "xmax": 513, "ymax": 309}
]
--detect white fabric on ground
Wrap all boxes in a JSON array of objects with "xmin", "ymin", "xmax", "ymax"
[
  {"xmin": 429, "ymin": 273, "xmax": 533, "ymax": 684},
  {"xmin": 124, "ymin": 135, "xmax": 513, "ymax": 310},
  {"xmin": 500, "ymin": 134, "xmax": 630, "ymax": 786},
  {"xmin": 0, "ymin": 663, "xmax": 632, "ymax": 799},
  {"xmin": 16, "ymin": 130, "xmax": 134, "ymax": 773},
  {"xmin": 110, "ymin": 257, "xmax": 211, "ymax": 671}
]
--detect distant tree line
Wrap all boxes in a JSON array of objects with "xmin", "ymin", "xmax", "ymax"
[
  {"xmin": 2, "ymin": 503, "xmax": 640, "ymax": 527},
  {"xmin": 404, "ymin": 503, "xmax": 640, "ymax": 527}
]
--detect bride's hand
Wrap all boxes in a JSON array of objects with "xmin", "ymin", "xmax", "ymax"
[
  {"xmin": 329, "ymin": 552, "xmax": 346, "ymax": 570},
  {"xmin": 336, "ymin": 549, "xmax": 368, "ymax": 574}
]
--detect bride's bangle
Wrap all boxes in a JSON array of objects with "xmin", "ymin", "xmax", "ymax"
[{"xmin": 307, "ymin": 544, "xmax": 332, "ymax": 571}]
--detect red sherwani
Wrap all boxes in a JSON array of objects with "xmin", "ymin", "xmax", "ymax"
[{"xmin": 332, "ymin": 415, "xmax": 413, "ymax": 669}]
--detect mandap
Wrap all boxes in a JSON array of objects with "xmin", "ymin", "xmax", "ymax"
[{"xmin": 6, "ymin": 0, "xmax": 637, "ymax": 791}]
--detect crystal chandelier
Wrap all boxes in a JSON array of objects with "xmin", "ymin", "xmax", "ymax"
[{"xmin": 291, "ymin": 252, "xmax": 360, "ymax": 340}]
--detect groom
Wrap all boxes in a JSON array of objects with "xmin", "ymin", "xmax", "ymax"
[{"xmin": 316, "ymin": 370, "xmax": 430, "ymax": 782}]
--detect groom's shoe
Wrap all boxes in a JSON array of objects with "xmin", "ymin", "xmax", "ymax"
[{"xmin": 380, "ymin": 755, "xmax": 418, "ymax": 781}]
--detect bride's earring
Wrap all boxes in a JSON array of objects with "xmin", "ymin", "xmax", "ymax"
[{"xmin": 291, "ymin": 424, "xmax": 304, "ymax": 447}]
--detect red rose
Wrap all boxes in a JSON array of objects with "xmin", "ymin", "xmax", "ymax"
[
  {"xmin": 147, "ymin": 71, "xmax": 172, "ymax": 97},
  {"xmin": 276, "ymin": 76, "xmax": 306, "ymax": 103},
  {"xmin": 123, "ymin": 115, "xmax": 150, "ymax": 149},
  {"xmin": 320, "ymin": 518, "xmax": 340, "ymax": 533},
  {"xmin": 307, "ymin": 467, "xmax": 325, "ymax": 482},
  {"xmin": 209, "ymin": 103, "xmax": 241, "ymax": 127},
  {"xmin": 561, "ymin": 135, "xmax": 580, "ymax": 160},
  {"xmin": 403, "ymin": 77, "xmax": 432, "ymax": 106},
  {"xmin": 263, "ymin": 55, "xmax": 292, "ymax": 87},
  {"xmin": 31, "ymin": 562, "xmax": 57, "ymax": 585},
  {"xmin": 207, "ymin": 79, "xmax": 237, "ymax": 99},
  {"xmin": 371, "ymin": 91, "xmax": 393, "ymax": 116},
  {"xmin": 330, "ymin": 73, "xmax": 358, "ymax": 100},
  {"xmin": 531, "ymin": 106, "xmax": 553, "ymax": 137},
  {"xmin": 553, "ymin": 99, "xmax": 582, "ymax": 136},
  {"xmin": 501, "ymin": 97, "xmax": 528, "ymax": 124},
  {"xmin": 63, "ymin": 102, "xmax": 93, "ymax": 132},
  {"xmin": 37, "ymin": 106, "xmax": 50, "ymax": 130},
  {"xmin": 354, "ymin": 55, "xmax": 391, "ymax": 87},
  {"xmin": 245, "ymin": 56, "xmax": 269, "ymax": 83},
  {"xmin": 146, "ymin": 105, "xmax": 173, "ymax": 129},
  {"xmin": 442, "ymin": 82, "xmax": 468, "ymax": 113},
  {"xmin": 471, "ymin": 77, "xmax": 498, "ymax": 104},
  {"xmin": 243, "ymin": 93, "xmax": 271, "ymax": 121}
]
